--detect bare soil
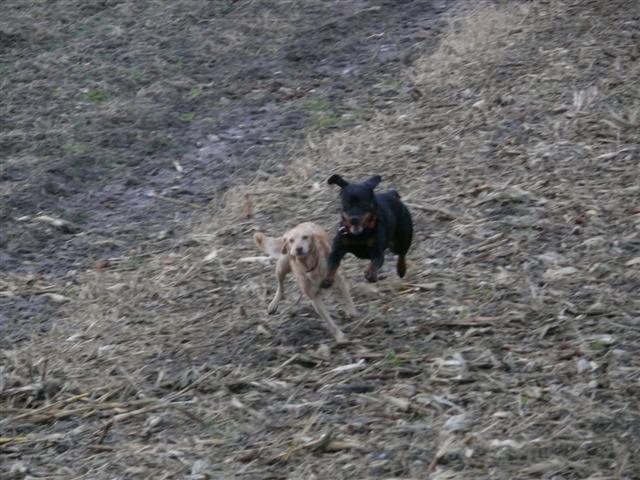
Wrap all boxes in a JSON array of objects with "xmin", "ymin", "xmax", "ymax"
[
  {"xmin": 1, "ymin": 0, "xmax": 453, "ymax": 346},
  {"xmin": 2, "ymin": 0, "xmax": 640, "ymax": 479}
]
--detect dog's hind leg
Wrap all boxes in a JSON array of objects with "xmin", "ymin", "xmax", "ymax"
[
  {"xmin": 396, "ymin": 255, "xmax": 406, "ymax": 278},
  {"xmin": 394, "ymin": 205, "xmax": 413, "ymax": 278},
  {"xmin": 268, "ymin": 255, "xmax": 290, "ymax": 314},
  {"xmin": 334, "ymin": 273, "xmax": 357, "ymax": 318}
]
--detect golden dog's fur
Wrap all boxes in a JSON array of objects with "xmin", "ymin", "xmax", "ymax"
[{"xmin": 254, "ymin": 222, "xmax": 356, "ymax": 343}]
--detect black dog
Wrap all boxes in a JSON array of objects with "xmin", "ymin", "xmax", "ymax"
[{"xmin": 321, "ymin": 174, "xmax": 413, "ymax": 288}]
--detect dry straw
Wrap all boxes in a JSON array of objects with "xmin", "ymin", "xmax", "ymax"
[{"xmin": 2, "ymin": 1, "xmax": 640, "ymax": 478}]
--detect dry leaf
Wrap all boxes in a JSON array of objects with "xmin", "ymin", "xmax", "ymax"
[
  {"xmin": 543, "ymin": 266, "xmax": 578, "ymax": 280},
  {"xmin": 202, "ymin": 249, "xmax": 218, "ymax": 263},
  {"xmin": 625, "ymin": 257, "xmax": 640, "ymax": 267},
  {"xmin": 41, "ymin": 293, "xmax": 71, "ymax": 303}
]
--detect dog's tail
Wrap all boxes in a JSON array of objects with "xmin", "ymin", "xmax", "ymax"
[{"xmin": 254, "ymin": 232, "xmax": 285, "ymax": 259}]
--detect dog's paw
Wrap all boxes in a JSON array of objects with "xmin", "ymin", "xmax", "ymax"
[
  {"xmin": 364, "ymin": 270, "xmax": 378, "ymax": 283},
  {"xmin": 267, "ymin": 301, "xmax": 279, "ymax": 315},
  {"xmin": 320, "ymin": 278, "xmax": 334, "ymax": 289},
  {"xmin": 345, "ymin": 307, "xmax": 357, "ymax": 319}
]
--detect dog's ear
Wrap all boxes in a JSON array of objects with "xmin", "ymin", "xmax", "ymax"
[
  {"xmin": 364, "ymin": 175, "xmax": 381, "ymax": 189},
  {"xmin": 281, "ymin": 237, "xmax": 289, "ymax": 255},
  {"xmin": 328, "ymin": 174, "xmax": 349, "ymax": 188},
  {"xmin": 307, "ymin": 232, "xmax": 317, "ymax": 251},
  {"xmin": 308, "ymin": 233, "xmax": 320, "ymax": 261}
]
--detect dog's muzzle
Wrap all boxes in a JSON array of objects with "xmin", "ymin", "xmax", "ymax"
[
  {"xmin": 348, "ymin": 224, "xmax": 364, "ymax": 235},
  {"xmin": 340, "ymin": 212, "xmax": 376, "ymax": 235}
]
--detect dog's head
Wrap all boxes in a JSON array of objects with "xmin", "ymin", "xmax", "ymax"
[
  {"xmin": 328, "ymin": 174, "xmax": 381, "ymax": 235},
  {"xmin": 282, "ymin": 224, "xmax": 316, "ymax": 258}
]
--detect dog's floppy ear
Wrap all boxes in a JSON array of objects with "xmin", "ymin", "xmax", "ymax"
[
  {"xmin": 364, "ymin": 175, "xmax": 381, "ymax": 189},
  {"xmin": 328, "ymin": 174, "xmax": 349, "ymax": 188},
  {"xmin": 281, "ymin": 237, "xmax": 289, "ymax": 255},
  {"xmin": 308, "ymin": 231, "xmax": 317, "ymax": 252}
]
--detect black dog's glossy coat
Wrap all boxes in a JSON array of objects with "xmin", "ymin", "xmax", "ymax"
[{"xmin": 321, "ymin": 174, "xmax": 413, "ymax": 287}]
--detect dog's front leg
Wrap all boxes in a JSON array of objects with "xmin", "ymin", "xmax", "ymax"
[
  {"xmin": 321, "ymin": 238, "xmax": 346, "ymax": 289},
  {"xmin": 334, "ymin": 273, "xmax": 357, "ymax": 318},
  {"xmin": 364, "ymin": 256, "xmax": 384, "ymax": 283},
  {"xmin": 365, "ymin": 232, "xmax": 386, "ymax": 282},
  {"xmin": 309, "ymin": 296, "xmax": 347, "ymax": 344},
  {"xmin": 268, "ymin": 255, "xmax": 290, "ymax": 314}
]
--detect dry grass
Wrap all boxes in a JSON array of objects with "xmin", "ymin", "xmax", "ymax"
[
  {"xmin": 2, "ymin": 0, "xmax": 640, "ymax": 479},
  {"xmin": 416, "ymin": 2, "xmax": 531, "ymax": 84}
]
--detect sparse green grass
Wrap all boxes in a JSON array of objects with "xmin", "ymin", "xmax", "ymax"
[
  {"xmin": 216, "ymin": 0, "xmax": 236, "ymax": 15},
  {"xmin": 303, "ymin": 97, "xmax": 332, "ymax": 112},
  {"xmin": 0, "ymin": 0, "xmax": 307, "ymax": 195},
  {"xmin": 129, "ymin": 67, "xmax": 145, "ymax": 82},
  {"xmin": 303, "ymin": 97, "xmax": 343, "ymax": 129},
  {"xmin": 62, "ymin": 141, "xmax": 90, "ymax": 156},
  {"xmin": 472, "ymin": 285, "xmax": 494, "ymax": 300},
  {"xmin": 144, "ymin": 134, "xmax": 175, "ymax": 155},
  {"xmin": 118, "ymin": 255, "xmax": 146, "ymax": 270},
  {"xmin": 311, "ymin": 113, "xmax": 340, "ymax": 129},
  {"xmin": 178, "ymin": 112, "xmax": 195, "ymax": 122},
  {"xmin": 302, "ymin": 97, "xmax": 369, "ymax": 129},
  {"xmin": 385, "ymin": 348, "xmax": 403, "ymax": 368},
  {"xmin": 84, "ymin": 88, "xmax": 110, "ymax": 103}
]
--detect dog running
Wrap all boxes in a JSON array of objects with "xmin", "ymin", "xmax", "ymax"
[
  {"xmin": 321, "ymin": 174, "xmax": 413, "ymax": 288},
  {"xmin": 254, "ymin": 222, "xmax": 356, "ymax": 344}
]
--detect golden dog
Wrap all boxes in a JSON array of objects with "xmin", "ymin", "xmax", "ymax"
[{"xmin": 254, "ymin": 222, "xmax": 356, "ymax": 343}]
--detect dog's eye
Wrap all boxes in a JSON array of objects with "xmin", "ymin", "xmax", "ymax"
[
  {"xmin": 302, "ymin": 235, "xmax": 309, "ymax": 240},
  {"xmin": 289, "ymin": 238, "xmax": 294, "ymax": 243}
]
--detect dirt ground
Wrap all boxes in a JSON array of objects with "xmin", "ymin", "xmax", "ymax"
[
  {"xmin": 2, "ymin": 0, "xmax": 640, "ymax": 479},
  {"xmin": 0, "ymin": 0, "xmax": 453, "ymax": 347}
]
